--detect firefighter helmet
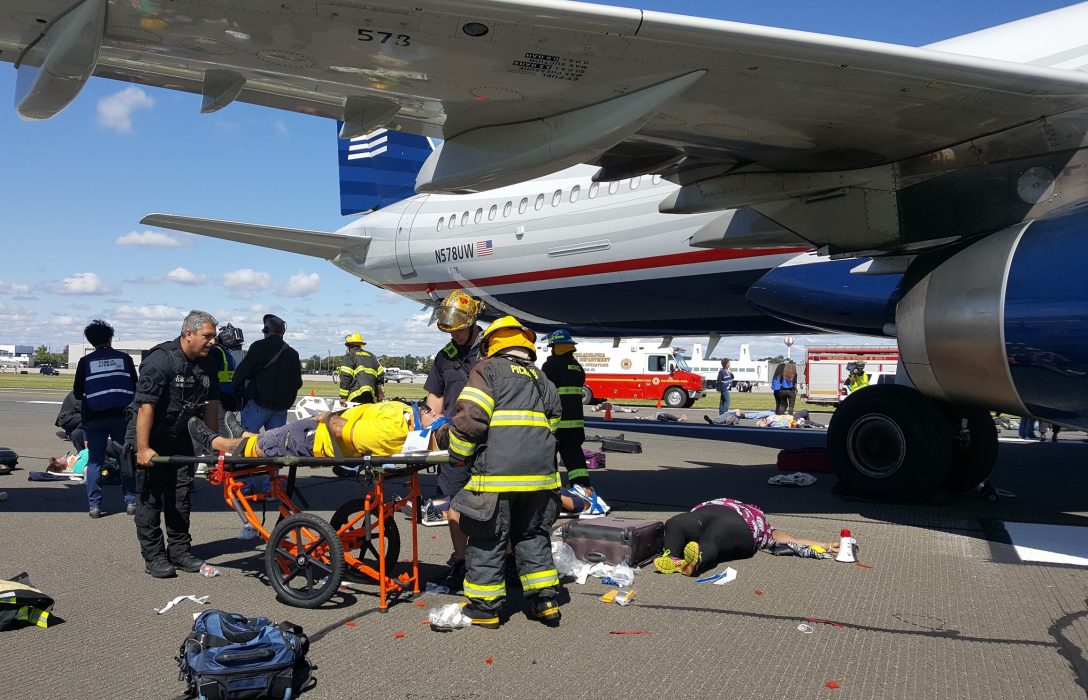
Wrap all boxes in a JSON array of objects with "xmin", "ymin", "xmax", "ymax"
[
  {"xmin": 435, "ymin": 290, "xmax": 485, "ymax": 333},
  {"xmin": 345, "ymin": 333, "xmax": 365, "ymax": 346},
  {"xmin": 544, "ymin": 328, "xmax": 575, "ymax": 346},
  {"xmin": 481, "ymin": 315, "xmax": 537, "ymax": 357}
]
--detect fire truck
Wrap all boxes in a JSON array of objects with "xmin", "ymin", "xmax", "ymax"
[
  {"xmin": 539, "ymin": 340, "xmax": 706, "ymax": 408},
  {"xmin": 804, "ymin": 345, "xmax": 899, "ymax": 404}
]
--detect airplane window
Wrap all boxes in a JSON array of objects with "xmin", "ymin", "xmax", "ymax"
[
  {"xmin": 552, "ymin": 190, "xmax": 562, "ymax": 207},
  {"xmin": 519, "ymin": 198, "xmax": 529, "ymax": 214},
  {"xmin": 503, "ymin": 201, "xmax": 512, "ymax": 217},
  {"xmin": 535, "ymin": 194, "xmax": 545, "ymax": 210},
  {"xmin": 652, "ymin": 174, "xmax": 662, "ymax": 185},
  {"xmin": 448, "ymin": 215, "xmax": 456, "ymax": 229},
  {"xmin": 461, "ymin": 212, "xmax": 469, "ymax": 226},
  {"xmin": 589, "ymin": 182, "xmax": 599, "ymax": 199},
  {"xmin": 608, "ymin": 181, "xmax": 619, "ymax": 195},
  {"xmin": 570, "ymin": 186, "xmax": 580, "ymax": 203},
  {"xmin": 474, "ymin": 208, "xmax": 483, "ymax": 224},
  {"xmin": 488, "ymin": 204, "xmax": 498, "ymax": 221},
  {"xmin": 630, "ymin": 177, "xmax": 640, "ymax": 190},
  {"xmin": 437, "ymin": 217, "xmax": 444, "ymax": 231}
]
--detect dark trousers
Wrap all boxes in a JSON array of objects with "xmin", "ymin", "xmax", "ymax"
[
  {"xmin": 461, "ymin": 491, "xmax": 560, "ymax": 614},
  {"xmin": 774, "ymin": 389, "xmax": 796, "ymax": 415},
  {"xmin": 555, "ymin": 429, "xmax": 590, "ymax": 486},
  {"xmin": 664, "ymin": 506, "xmax": 756, "ymax": 574},
  {"xmin": 135, "ymin": 452, "xmax": 195, "ymax": 563},
  {"xmin": 84, "ymin": 415, "xmax": 135, "ymax": 510}
]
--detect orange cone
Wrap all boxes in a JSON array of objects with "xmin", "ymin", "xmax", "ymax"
[
  {"xmin": 310, "ymin": 389, "xmax": 315, "ymax": 397},
  {"xmin": 656, "ymin": 397, "xmax": 662, "ymax": 409}
]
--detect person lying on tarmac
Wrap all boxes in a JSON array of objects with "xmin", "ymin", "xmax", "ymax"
[
  {"xmin": 188, "ymin": 400, "xmax": 448, "ymax": 460},
  {"xmin": 654, "ymin": 497, "xmax": 841, "ymax": 576},
  {"xmin": 703, "ymin": 408, "xmax": 824, "ymax": 428}
]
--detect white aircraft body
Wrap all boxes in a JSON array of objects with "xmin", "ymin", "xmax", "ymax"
[{"xmin": 4, "ymin": 1, "xmax": 1088, "ymax": 502}]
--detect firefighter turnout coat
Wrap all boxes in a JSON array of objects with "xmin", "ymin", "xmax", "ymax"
[
  {"xmin": 541, "ymin": 350, "xmax": 590, "ymax": 484},
  {"xmin": 338, "ymin": 347, "xmax": 385, "ymax": 403}
]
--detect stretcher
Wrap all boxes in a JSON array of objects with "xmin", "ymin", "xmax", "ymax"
[{"xmin": 152, "ymin": 450, "xmax": 449, "ymax": 610}]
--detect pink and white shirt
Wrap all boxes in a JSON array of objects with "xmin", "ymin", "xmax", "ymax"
[{"xmin": 693, "ymin": 498, "xmax": 775, "ymax": 550}]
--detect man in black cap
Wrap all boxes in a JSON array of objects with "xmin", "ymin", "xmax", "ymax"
[{"xmin": 231, "ymin": 314, "xmax": 302, "ymax": 433}]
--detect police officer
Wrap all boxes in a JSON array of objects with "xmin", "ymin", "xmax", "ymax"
[
  {"xmin": 422, "ymin": 290, "xmax": 486, "ymax": 590},
  {"xmin": 132, "ymin": 310, "xmax": 219, "ymax": 578},
  {"xmin": 541, "ymin": 329, "xmax": 607, "ymax": 515},
  {"xmin": 449, "ymin": 315, "xmax": 564, "ymax": 628},
  {"xmin": 209, "ymin": 323, "xmax": 244, "ymax": 436},
  {"xmin": 337, "ymin": 333, "xmax": 385, "ymax": 404}
]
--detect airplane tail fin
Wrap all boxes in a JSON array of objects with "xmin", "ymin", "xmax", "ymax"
[
  {"xmin": 927, "ymin": 3, "xmax": 1088, "ymax": 71},
  {"xmin": 337, "ymin": 126, "xmax": 436, "ymax": 215}
]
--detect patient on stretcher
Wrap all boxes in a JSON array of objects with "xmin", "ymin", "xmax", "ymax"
[{"xmin": 188, "ymin": 401, "xmax": 448, "ymax": 460}]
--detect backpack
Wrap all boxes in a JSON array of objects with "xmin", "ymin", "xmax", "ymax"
[{"xmin": 177, "ymin": 610, "xmax": 312, "ymax": 700}]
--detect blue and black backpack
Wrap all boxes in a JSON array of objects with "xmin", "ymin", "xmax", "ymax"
[{"xmin": 177, "ymin": 609, "xmax": 313, "ymax": 699}]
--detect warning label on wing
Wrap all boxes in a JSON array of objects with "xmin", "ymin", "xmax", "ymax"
[{"xmin": 510, "ymin": 52, "xmax": 588, "ymax": 81}]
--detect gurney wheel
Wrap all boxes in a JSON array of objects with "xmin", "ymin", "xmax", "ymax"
[
  {"xmin": 266, "ymin": 512, "xmax": 345, "ymax": 608},
  {"xmin": 331, "ymin": 498, "xmax": 401, "ymax": 582}
]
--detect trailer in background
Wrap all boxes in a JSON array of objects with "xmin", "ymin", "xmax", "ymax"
[
  {"xmin": 804, "ymin": 346, "xmax": 899, "ymax": 404},
  {"xmin": 688, "ymin": 342, "xmax": 771, "ymax": 392}
]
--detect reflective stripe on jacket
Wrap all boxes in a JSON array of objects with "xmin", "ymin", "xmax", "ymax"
[
  {"xmin": 542, "ymin": 351, "xmax": 585, "ymax": 433},
  {"xmin": 450, "ymin": 351, "xmax": 562, "ymax": 493},
  {"xmin": 80, "ymin": 347, "xmax": 135, "ymax": 413},
  {"xmin": 338, "ymin": 348, "xmax": 385, "ymax": 402}
]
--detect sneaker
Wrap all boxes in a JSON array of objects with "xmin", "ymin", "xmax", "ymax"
[
  {"xmin": 571, "ymin": 485, "xmax": 610, "ymax": 519},
  {"xmin": 528, "ymin": 596, "xmax": 561, "ymax": 627},
  {"xmin": 682, "ymin": 541, "xmax": 701, "ymax": 576},
  {"xmin": 145, "ymin": 558, "xmax": 177, "ymax": 578},
  {"xmin": 170, "ymin": 552, "xmax": 204, "ymax": 573},
  {"xmin": 88, "ymin": 507, "xmax": 103, "ymax": 519},
  {"xmin": 126, "ymin": 502, "xmax": 137, "ymax": 516},
  {"xmin": 434, "ymin": 558, "xmax": 466, "ymax": 594},
  {"xmin": 332, "ymin": 465, "xmax": 360, "ymax": 479},
  {"xmin": 703, "ymin": 415, "xmax": 714, "ymax": 425},
  {"xmin": 653, "ymin": 550, "xmax": 685, "ymax": 574},
  {"xmin": 224, "ymin": 412, "xmax": 244, "ymax": 439},
  {"xmin": 187, "ymin": 416, "xmax": 219, "ymax": 456},
  {"xmin": 421, "ymin": 499, "xmax": 450, "ymax": 527},
  {"xmin": 460, "ymin": 602, "xmax": 500, "ymax": 629}
]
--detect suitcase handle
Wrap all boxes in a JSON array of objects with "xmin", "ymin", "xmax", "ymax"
[{"xmin": 584, "ymin": 551, "xmax": 606, "ymax": 563}]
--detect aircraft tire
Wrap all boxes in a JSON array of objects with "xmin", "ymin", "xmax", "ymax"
[
  {"xmin": 829, "ymin": 385, "xmax": 951, "ymax": 501},
  {"xmin": 940, "ymin": 405, "xmax": 999, "ymax": 493},
  {"xmin": 663, "ymin": 387, "xmax": 686, "ymax": 409}
]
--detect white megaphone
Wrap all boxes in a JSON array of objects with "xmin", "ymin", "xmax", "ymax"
[{"xmin": 835, "ymin": 529, "xmax": 856, "ymax": 563}]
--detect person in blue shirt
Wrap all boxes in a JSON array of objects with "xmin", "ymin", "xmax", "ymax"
[
  {"xmin": 771, "ymin": 361, "xmax": 798, "ymax": 415},
  {"xmin": 715, "ymin": 358, "xmax": 734, "ymax": 415},
  {"xmin": 73, "ymin": 320, "xmax": 138, "ymax": 518}
]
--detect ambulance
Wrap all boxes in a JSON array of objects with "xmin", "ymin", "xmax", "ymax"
[{"xmin": 539, "ymin": 340, "xmax": 706, "ymax": 408}]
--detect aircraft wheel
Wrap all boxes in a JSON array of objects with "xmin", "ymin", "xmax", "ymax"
[
  {"xmin": 662, "ymin": 387, "xmax": 686, "ymax": 409},
  {"xmin": 829, "ymin": 385, "xmax": 951, "ymax": 501},
  {"xmin": 940, "ymin": 406, "xmax": 999, "ymax": 493},
  {"xmin": 580, "ymin": 385, "xmax": 594, "ymax": 405}
]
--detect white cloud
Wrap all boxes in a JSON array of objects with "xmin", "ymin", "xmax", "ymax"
[
  {"xmin": 281, "ymin": 271, "xmax": 320, "ymax": 297},
  {"xmin": 166, "ymin": 267, "xmax": 207, "ymax": 286},
  {"xmin": 221, "ymin": 269, "xmax": 271, "ymax": 299},
  {"xmin": 97, "ymin": 87, "xmax": 155, "ymax": 133},
  {"xmin": 46, "ymin": 272, "xmax": 113, "ymax": 296},
  {"xmin": 115, "ymin": 230, "xmax": 183, "ymax": 247},
  {"xmin": 0, "ymin": 281, "xmax": 30, "ymax": 295},
  {"xmin": 117, "ymin": 304, "xmax": 186, "ymax": 321},
  {"xmin": 273, "ymin": 119, "xmax": 289, "ymax": 136}
]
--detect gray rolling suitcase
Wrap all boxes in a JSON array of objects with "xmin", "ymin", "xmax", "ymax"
[{"xmin": 561, "ymin": 516, "xmax": 664, "ymax": 567}]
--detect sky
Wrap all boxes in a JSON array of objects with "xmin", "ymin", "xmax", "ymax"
[{"xmin": 0, "ymin": 0, "xmax": 1079, "ymax": 363}]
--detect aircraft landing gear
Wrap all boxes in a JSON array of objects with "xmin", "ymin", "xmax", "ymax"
[{"xmin": 828, "ymin": 384, "xmax": 1000, "ymax": 501}]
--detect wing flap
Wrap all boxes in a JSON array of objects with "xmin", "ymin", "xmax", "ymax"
[{"xmin": 139, "ymin": 214, "xmax": 368, "ymax": 260}]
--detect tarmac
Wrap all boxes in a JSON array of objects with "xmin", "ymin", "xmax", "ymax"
[{"xmin": 1, "ymin": 388, "xmax": 1087, "ymax": 699}]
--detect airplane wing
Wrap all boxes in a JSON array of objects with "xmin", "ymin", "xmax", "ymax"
[
  {"xmin": 140, "ymin": 214, "xmax": 369, "ymax": 260},
  {"xmin": 8, "ymin": 1, "xmax": 1088, "ymax": 252}
]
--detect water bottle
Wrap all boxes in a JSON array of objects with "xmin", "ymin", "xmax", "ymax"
[{"xmin": 239, "ymin": 523, "xmax": 259, "ymax": 541}]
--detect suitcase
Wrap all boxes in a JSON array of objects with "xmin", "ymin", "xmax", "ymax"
[
  {"xmin": 586, "ymin": 433, "xmax": 642, "ymax": 454},
  {"xmin": 582, "ymin": 449, "xmax": 606, "ymax": 470},
  {"xmin": 561, "ymin": 516, "xmax": 664, "ymax": 567},
  {"xmin": 776, "ymin": 447, "xmax": 833, "ymax": 473}
]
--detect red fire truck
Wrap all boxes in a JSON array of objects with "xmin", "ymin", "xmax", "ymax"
[{"xmin": 803, "ymin": 345, "xmax": 899, "ymax": 404}]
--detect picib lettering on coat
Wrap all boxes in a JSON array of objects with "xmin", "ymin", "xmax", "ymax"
[
  {"xmin": 510, "ymin": 365, "xmax": 538, "ymax": 379},
  {"xmin": 435, "ymin": 244, "xmax": 475, "ymax": 264}
]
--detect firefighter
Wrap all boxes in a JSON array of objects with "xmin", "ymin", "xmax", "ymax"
[
  {"xmin": 337, "ymin": 333, "xmax": 385, "ymax": 404},
  {"xmin": 448, "ymin": 315, "xmax": 564, "ymax": 628},
  {"xmin": 843, "ymin": 361, "xmax": 870, "ymax": 395},
  {"xmin": 422, "ymin": 290, "xmax": 486, "ymax": 590},
  {"xmin": 541, "ymin": 328, "xmax": 609, "ymax": 517}
]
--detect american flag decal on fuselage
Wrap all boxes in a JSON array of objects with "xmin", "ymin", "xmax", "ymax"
[{"xmin": 476, "ymin": 240, "xmax": 494, "ymax": 256}]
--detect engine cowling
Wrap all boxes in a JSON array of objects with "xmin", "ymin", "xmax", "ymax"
[{"xmin": 897, "ymin": 206, "xmax": 1088, "ymax": 429}]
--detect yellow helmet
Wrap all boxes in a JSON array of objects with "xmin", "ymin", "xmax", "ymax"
[
  {"xmin": 481, "ymin": 315, "xmax": 537, "ymax": 357},
  {"xmin": 435, "ymin": 290, "xmax": 485, "ymax": 333},
  {"xmin": 345, "ymin": 333, "xmax": 365, "ymax": 346}
]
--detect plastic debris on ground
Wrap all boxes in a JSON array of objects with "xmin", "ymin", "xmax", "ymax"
[
  {"xmin": 696, "ymin": 566, "xmax": 737, "ymax": 585},
  {"xmin": 428, "ymin": 603, "xmax": 471, "ymax": 631},
  {"xmin": 551, "ymin": 541, "xmax": 579, "ymax": 577},
  {"xmin": 797, "ymin": 623, "xmax": 814, "ymax": 634},
  {"xmin": 198, "ymin": 563, "xmax": 221, "ymax": 578},
  {"xmin": 154, "ymin": 595, "xmax": 209, "ymax": 615},
  {"xmin": 825, "ymin": 680, "xmax": 841, "ymax": 689},
  {"xmin": 425, "ymin": 582, "xmax": 451, "ymax": 595},
  {"xmin": 238, "ymin": 523, "xmax": 259, "ymax": 541}
]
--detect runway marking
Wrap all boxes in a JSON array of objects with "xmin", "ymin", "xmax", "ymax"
[
  {"xmin": 23, "ymin": 400, "xmax": 63, "ymax": 405},
  {"xmin": 1003, "ymin": 522, "xmax": 1088, "ymax": 567}
]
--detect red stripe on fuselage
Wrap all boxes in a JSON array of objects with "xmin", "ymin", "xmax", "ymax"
[{"xmin": 385, "ymin": 246, "xmax": 811, "ymax": 293}]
